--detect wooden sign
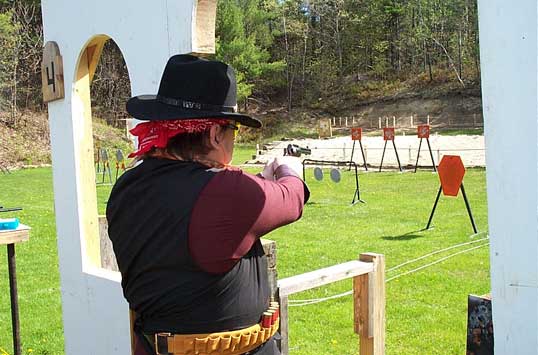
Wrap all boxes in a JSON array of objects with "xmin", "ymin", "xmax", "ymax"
[
  {"xmin": 41, "ymin": 41, "xmax": 65, "ymax": 103},
  {"xmin": 351, "ymin": 127, "xmax": 362, "ymax": 141},
  {"xmin": 319, "ymin": 118, "xmax": 332, "ymax": 138},
  {"xmin": 383, "ymin": 127, "xmax": 395, "ymax": 141},
  {"xmin": 438, "ymin": 155, "xmax": 466, "ymax": 197},
  {"xmin": 417, "ymin": 124, "xmax": 430, "ymax": 139}
]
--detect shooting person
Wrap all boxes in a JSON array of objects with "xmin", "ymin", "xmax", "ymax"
[{"xmin": 106, "ymin": 55, "xmax": 309, "ymax": 355}]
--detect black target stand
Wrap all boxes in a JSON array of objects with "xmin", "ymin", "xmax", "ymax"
[
  {"xmin": 379, "ymin": 127, "xmax": 402, "ymax": 172},
  {"xmin": 349, "ymin": 140, "xmax": 368, "ymax": 171},
  {"xmin": 414, "ymin": 137, "xmax": 437, "ymax": 173},
  {"xmin": 302, "ymin": 159, "xmax": 365, "ymax": 205},
  {"xmin": 425, "ymin": 183, "xmax": 478, "ymax": 234},
  {"xmin": 414, "ymin": 125, "xmax": 436, "ymax": 172}
]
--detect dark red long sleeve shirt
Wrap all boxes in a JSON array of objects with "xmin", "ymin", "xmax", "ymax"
[{"xmin": 189, "ymin": 165, "xmax": 309, "ymax": 273}]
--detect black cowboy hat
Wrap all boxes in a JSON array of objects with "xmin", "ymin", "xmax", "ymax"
[{"xmin": 126, "ymin": 54, "xmax": 261, "ymax": 128}]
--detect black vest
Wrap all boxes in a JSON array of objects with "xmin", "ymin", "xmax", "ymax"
[{"xmin": 106, "ymin": 158, "xmax": 269, "ymax": 333}]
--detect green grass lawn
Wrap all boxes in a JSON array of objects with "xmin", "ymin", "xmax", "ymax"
[{"xmin": 0, "ymin": 146, "xmax": 489, "ymax": 355}]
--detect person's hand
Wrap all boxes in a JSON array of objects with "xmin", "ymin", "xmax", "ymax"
[
  {"xmin": 260, "ymin": 159, "xmax": 278, "ymax": 180},
  {"xmin": 272, "ymin": 156, "xmax": 303, "ymax": 179}
]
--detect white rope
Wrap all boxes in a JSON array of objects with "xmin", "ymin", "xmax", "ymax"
[
  {"xmin": 386, "ymin": 243, "xmax": 489, "ymax": 282},
  {"xmin": 289, "ymin": 233, "xmax": 488, "ymax": 303},
  {"xmin": 387, "ymin": 233, "xmax": 489, "ymax": 272},
  {"xmin": 289, "ymin": 290, "xmax": 353, "ymax": 307},
  {"xmin": 288, "ymin": 239, "xmax": 489, "ymax": 307}
]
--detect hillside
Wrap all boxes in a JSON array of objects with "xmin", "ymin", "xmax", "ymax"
[
  {"xmin": 0, "ymin": 82, "xmax": 483, "ymax": 169},
  {"xmin": 250, "ymin": 79, "xmax": 483, "ymax": 142}
]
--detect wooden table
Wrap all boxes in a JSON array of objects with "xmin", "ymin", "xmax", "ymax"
[{"xmin": 0, "ymin": 225, "xmax": 30, "ymax": 355}]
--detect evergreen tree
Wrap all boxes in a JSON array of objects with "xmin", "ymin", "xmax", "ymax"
[{"xmin": 216, "ymin": 0, "xmax": 285, "ymax": 105}]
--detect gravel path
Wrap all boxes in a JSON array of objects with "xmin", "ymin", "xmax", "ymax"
[{"xmin": 250, "ymin": 134, "xmax": 485, "ymax": 169}]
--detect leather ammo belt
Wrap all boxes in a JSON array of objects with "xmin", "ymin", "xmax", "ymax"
[{"xmin": 154, "ymin": 315, "xmax": 279, "ymax": 355}]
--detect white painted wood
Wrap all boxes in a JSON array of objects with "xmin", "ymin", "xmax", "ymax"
[
  {"xmin": 277, "ymin": 260, "xmax": 373, "ymax": 296},
  {"xmin": 478, "ymin": 1, "xmax": 538, "ymax": 353},
  {"xmin": 41, "ymin": 1, "xmax": 215, "ymax": 354}
]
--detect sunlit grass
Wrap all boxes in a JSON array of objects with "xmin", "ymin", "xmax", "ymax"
[{"xmin": 0, "ymin": 153, "xmax": 488, "ymax": 354}]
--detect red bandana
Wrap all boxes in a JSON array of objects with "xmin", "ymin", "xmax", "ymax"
[{"xmin": 128, "ymin": 118, "xmax": 230, "ymax": 158}]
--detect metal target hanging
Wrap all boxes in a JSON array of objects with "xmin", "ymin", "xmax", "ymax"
[
  {"xmin": 330, "ymin": 169, "xmax": 341, "ymax": 183},
  {"xmin": 313, "ymin": 167, "xmax": 324, "ymax": 181},
  {"xmin": 302, "ymin": 159, "xmax": 365, "ymax": 205}
]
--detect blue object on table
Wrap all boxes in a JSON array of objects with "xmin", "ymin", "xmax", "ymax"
[{"xmin": 0, "ymin": 218, "xmax": 19, "ymax": 230}]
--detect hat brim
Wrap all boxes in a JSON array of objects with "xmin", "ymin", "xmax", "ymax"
[{"xmin": 126, "ymin": 95, "xmax": 262, "ymax": 128}]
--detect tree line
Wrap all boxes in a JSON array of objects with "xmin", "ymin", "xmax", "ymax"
[{"xmin": 0, "ymin": 0, "xmax": 479, "ymax": 127}]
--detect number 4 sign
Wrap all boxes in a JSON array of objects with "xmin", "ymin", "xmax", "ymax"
[{"xmin": 41, "ymin": 41, "xmax": 65, "ymax": 103}]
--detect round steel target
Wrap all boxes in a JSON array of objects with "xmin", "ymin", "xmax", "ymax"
[
  {"xmin": 330, "ymin": 169, "xmax": 341, "ymax": 183},
  {"xmin": 313, "ymin": 167, "xmax": 323, "ymax": 181}
]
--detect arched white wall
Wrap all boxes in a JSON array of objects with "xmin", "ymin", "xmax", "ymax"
[
  {"xmin": 478, "ymin": 1, "xmax": 538, "ymax": 353},
  {"xmin": 41, "ymin": 1, "xmax": 217, "ymax": 354}
]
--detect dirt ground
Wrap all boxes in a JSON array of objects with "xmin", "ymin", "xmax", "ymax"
[{"xmin": 251, "ymin": 134, "xmax": 485, "ymax": 169}]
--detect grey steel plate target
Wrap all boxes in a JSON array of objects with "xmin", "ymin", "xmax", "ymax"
[
  {"xmin": 116, "ymin": 149, "xmax": 124, "ymax": 162},
  {"xmin": 330, "ymin": 168, "xmax": 341, "ymax": 183},
  {"xmin": 313, "ymin": 167, "xmax": 324, "ymax": 181}
]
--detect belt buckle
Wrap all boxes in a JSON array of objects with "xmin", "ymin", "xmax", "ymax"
[{"xmin": 155, "ymin": 332, "xmax": 171, "ymax": 355}]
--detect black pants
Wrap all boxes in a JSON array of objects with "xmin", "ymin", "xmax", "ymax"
[{"xmin": 248, "ymin": 334, "xmax": 281, "ymax": 355}]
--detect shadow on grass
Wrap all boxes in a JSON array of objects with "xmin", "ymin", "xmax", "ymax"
[{"xmin": 382, "ymin": 228, "xmax": 429, "ymax": 241}]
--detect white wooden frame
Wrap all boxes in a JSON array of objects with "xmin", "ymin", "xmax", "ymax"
[{"xmin": 41, "ymin": 1, "xmax": 217, "ymax": 353}]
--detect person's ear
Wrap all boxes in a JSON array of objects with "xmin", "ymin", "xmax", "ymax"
[{"xmin": 209, "ymin": 125, "xmax": 224, "ymax": 149}]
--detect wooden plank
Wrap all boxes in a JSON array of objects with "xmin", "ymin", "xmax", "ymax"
[
  {"xmin": 0, "ymin": 224, "xmax": 30, "ymax": 245},
  {"xmin": 278, "ymin": 260, "xmax": 373, "ymax": 296},
  {"xmin": 279, "ymin": 295, "xmax": 289, "ymax": 355},
  {"xmin": 354, "ymin": 273, "xmax": 368, "ymax": 336},
  {"xmin": 41, "ymin": 41, "xmax": 65, "ymax": 103},
  {"xmin": 98, "ymin": 216, "xmax": 119, "ymax": 271},
  {"xmin": 129, "ymin": 309, "xmax": 137, "ymax": 355},
  {"xmin": 193, "ymin": 0, "xmax": 217, "ymax": 54},
  {"xmin": 358, "ymin": 253, "xmax": 385, "ymax": 355},
  {"xmin": 356, "ymin": 273, "xmax": 373, "ymax": 354},
  {"xmin": 75, "ymin": 45, "xmax": 101, "ymax": 267},
  {"xmin": 85, "ymin": 35, "xmax": 108, "ymax": 82},
  {"xmin": 262, "ymin": 238, "xmax": 278, "ymax": 300}
]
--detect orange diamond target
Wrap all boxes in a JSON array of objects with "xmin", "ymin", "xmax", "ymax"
[
  {"xmin": 351, "ymin": 127, "xmax": 362, "ymax": 141},
  {"xmin": 438, "ymin": 155, "xmax": 465, "ymax": 196},
  {"xmin": 383, "ymin": 127, "xmax": 395, "ymax": 141},
  {"xmin": 417, "ymin": 124, "xmax": 430, "ymax": 139}
]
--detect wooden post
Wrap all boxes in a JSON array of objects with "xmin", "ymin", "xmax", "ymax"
[
  {"xmin": 427, "ymin": 115, "xmax": 430, "ymax": 126},
  {"xmin": 410, "ymin": 115, "xmax": 413, "ymax": 128},
  {"xmin": 339, "ymin": 117, "xmax": 342, "ymax": 126},
  {"xmin": 279, "ymin": 295, "xmax": 289, "ymax": 354},
  {"xmin": 98, "ymin": 216, "xmax": 119, "ymax": 271},
  {"xmin": 129, "ymin": 309, "xmax": 137, "ymax": 355},
  {"xmin": 346, "ymin": 117, "xmax": 348, "ymax": 127},
  {"xmin": 262, "ymin": 239, "xmax": 278, "ymax": 300},
  {"xmin": 392, "ymin": 116, "xmax": 396, "ymax": 128},
  {"xmin": 354, "ymin": 253, "xmax": 385, "ymax": 355}
]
